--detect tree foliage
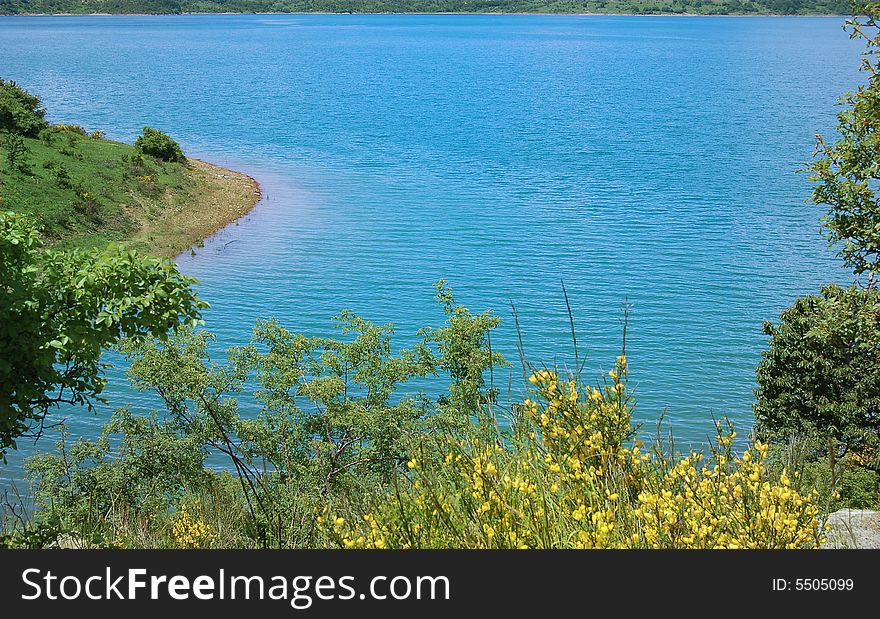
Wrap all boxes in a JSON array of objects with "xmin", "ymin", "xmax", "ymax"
[
  {"xmin": 134, "ymin": 126, "xmax": 186, "ymax": 163},
  {"xmin": 0, "ymin": 79, "xmax": 47, "ymax": 137},
  {"xmin": 808, "ymin": 3, "xmax": 880, "ymax": 283},
  {"xmin": 754, "ymin": 5, "xmax": 880, "ymax": 490},
  {"xmin": 2, "ymin": 132, "xmax": 29, "ymax": 172},
  {"xmin": 0, "ymin": 212, "xmax": 206, "ymax": 456},
  {"xmin": 755, "ymin": 285, "xmax": 880, "ymax": 458},
  {"xmin": 18, "ymin": 282, "xmax": 508, "ymax": 547}
]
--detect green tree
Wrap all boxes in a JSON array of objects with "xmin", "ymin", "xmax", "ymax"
[
  {"xmin": 91, "ymin": 282, "xmax": 502, "ymax": 547},
  {"xmin": 808, "ymin": 3, "xmax": 880, "ymax": 285},
  {"xmin": 756, "ymin": 6, "xmax": 880, "ymax": 506},
  {"xmin": 755, "ymin": 285, "xmax": 880, "ymax": 457},
  {"xmin": 3, "ymin": 132, "xmax": 29, "ymax": 171},
  {"xmin": 420, "ymin": 279, "xmax": 508, "ymax": 420},
  {"xmin": 0, "ymin": 212, "xmax": 207, "ymax": 456},
  {"xmin": 0, "ymin": 79, "xmax": 48, "ymax": 137},
  {"xmin": 24, "ymin": 409, "xmax": 213, "ymax": 548},
  {"xmin": 134, "ymin": 126, "xmax": 186, "ymax": 163}
]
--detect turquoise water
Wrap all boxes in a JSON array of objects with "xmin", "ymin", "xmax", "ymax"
[{"xmin": 0, "ymin": 15, "xmax": 863, "ymax": 481}]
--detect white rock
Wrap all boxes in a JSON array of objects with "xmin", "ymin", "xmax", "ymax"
[{"xmin": 822, "ymin": 509, "xmax": 880, "ymax": 549}]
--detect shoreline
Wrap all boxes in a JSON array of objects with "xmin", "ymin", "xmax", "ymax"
[
  {"xmin": 131, "ymin": 158, "xmax": 262, "ymax": 259},
  {"xmin": 2, "ymin": 12, "xmax": 848, "ymax": 18}
]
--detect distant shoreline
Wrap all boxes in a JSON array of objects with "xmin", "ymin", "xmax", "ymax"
[{"xmin": 1, "ymin": 12, "xmax": 848, "ymax": 18}]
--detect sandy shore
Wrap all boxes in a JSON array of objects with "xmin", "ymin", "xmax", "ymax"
[{"xmin": 130, "ymin": 158, "xmax": 261, "ymax": 259}]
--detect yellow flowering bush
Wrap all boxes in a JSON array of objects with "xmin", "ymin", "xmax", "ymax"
[
  {"xmin": 635, "ymin": 421, "xmax": 823, "ymax": 549},
  {"xmin": 325, "ymin": 356, "xmax": 825, "ymax": 549},
  {"xmin": 844, "ymin": 437, "xmax": 879, "ymax": 469},
  {"xmin": 170, "ymin": 504, "xmax": 216, "ymax": 549},
  {"xmin": 53, "ymin": 123, "xmax": 86, "ymax": 134}
]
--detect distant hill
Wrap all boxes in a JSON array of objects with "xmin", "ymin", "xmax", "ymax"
[{"xmin": 0, "ymin": 0, "xmax": 853, "ymax": 17}]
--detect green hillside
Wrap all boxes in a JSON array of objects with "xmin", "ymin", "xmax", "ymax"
[{"xmin": 0, "ymin": 80, "xmax": 259, "ymax": 257}]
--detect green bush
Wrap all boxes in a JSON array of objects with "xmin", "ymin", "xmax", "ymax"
[
  {"xmin": 2, "ymin": 132, "xmax": 29, "ymax": 171},
  {"xmin": 0, "ymin": 79, "xmax": 47, "ymax": 137},
  {"xmin": 21, "ymin": 282, "xmax": 499, "ymax": 548},
  {"xmin": 326, "ymin": 367, "xmax": 823, "ymax": 549},
  {"xmin": 0, "ymin": 516, "xmax": 65, "ymax": 549},
  {"xmin": 755, "ymin": 284, "xmax": 880, "ymax": 457},
  {"xmin": 767, "ymin": 437, "xmax": 879, "ymax": 511},
  {"xmin": 0, "ymin": 212, "xmax": 207, "ymax": 456},
  {"xmin": 134, "ymin": 126, "xmax": 186, "ymax": 163},
  {"xmin": 755, "ymin": 284, "xmax": 880, "ymax": 510}
]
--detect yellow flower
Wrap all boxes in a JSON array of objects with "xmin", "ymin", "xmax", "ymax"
[{"xmin": 171, "ymin": 504, "xmax": 216, "ymax": 549}]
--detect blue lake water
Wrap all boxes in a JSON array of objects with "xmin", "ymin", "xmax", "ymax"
[{"xmin": 0, "ymin": 14, "xmax": 864, "ymax": 482}]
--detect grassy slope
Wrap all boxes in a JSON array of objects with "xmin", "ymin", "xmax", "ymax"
[{"xmin": 0, "ymin": 128, "xmax": 259, "ymax": 257}]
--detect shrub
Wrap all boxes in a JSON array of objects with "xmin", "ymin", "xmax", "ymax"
[
  {"xmin": 134, "ymin": 126, "xmax": 186, "ymax": 163},
  {"xmin": 25, "ymin": 411, "xmax": 213, "ymax": 548},
  {"xmin": 52, "ymin": 164, "xmax": 72, "ymax": 189},
  {"xmin": 325, "ymin": 359, "xmax": 825, "ymax": 549},
  {"xmin": 170, "ymin": 503, "xmax": 217, "ymax": 549},
  {"xmin": 38, "ymin": 129, "xmax": 54, "ymax": 146},
  {"xmin": 121, "ymin": 152, "xmax": 153, "ymax": 178},
  {"xmin": 52, "ymin": 123, "xmax": 87, "ymax": 136},
  {"xmin": 0, "ymin": 516, "xmax": 65, "ymax": 549},
  {"xmin": 3, "ymin": 132, "xmax": 29, "ymax": 171},
  {"xmin": 0, "ymin": 212, "xmax": 207, "ymax": 456},
  {"xmin": 73, "ymin": 190, "xmax": 100, "ymax": 221},
  {"xmin": 0, "ymin": 79, "xmax": 47, "ymax": 137},
  {"xmin": 755, "ymin": 285, "xmax": 880, "ymax": 463},
  {"xmin": 767, "ymin": 436, "xmax": 879, "ymax": 511}
]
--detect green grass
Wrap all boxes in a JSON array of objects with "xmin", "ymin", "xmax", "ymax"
[{"xmin": 0, "ymin": 127, "xmax": 197, "ymax": 253}]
